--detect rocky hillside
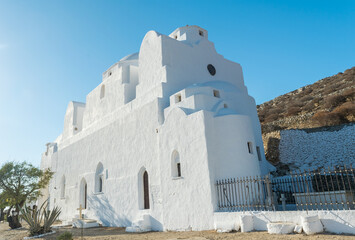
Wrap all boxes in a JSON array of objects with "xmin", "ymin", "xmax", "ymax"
[{"xmin": 257, "ymin": 67, "xmax": 355, "ymax": 168}]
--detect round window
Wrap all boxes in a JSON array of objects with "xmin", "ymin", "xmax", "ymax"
[{"xmin": 207, "ymin": 64, "xmax": 216, "ymax": 76}]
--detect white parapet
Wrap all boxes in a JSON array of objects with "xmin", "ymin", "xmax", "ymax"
[
  {"xmin": 301, "ymin": 216, "xmax": 324, "ymax": 235},
  {"xmin": 267, "ymin": 222, "xmax": 295, "ymax": 234},
  {"xmin": 240, "ymin": 215, "xmax": 253, "ymax": 232},
  {"xmin": 214, "ymin": 210, "xmax": 355, "ymax": 235}
]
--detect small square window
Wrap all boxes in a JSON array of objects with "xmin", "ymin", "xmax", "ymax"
[
  {"xmin": 256, "ymin": 146, "xmax": 262, "ymax": 161},
  {"xmin": 199, "ymin": 30, "xmax": 204, "ymax": 36},
  {"xmin": 177, "ymin": 163, "xmax": 181, "ymax": 177},
  {"xmin": 213, "ymin": 90, "xmax": 220, "ymax": 98},
  {"xmin": 175, "ymin": 94, "xmax": 182, "ymax": 103},
  {"xmin": 247, "ymin": 142, "xmax": 253, "ymax": 154},
  {"xmin": 224, "ymin": 104, "xmax": 228, "ymax": 108}
]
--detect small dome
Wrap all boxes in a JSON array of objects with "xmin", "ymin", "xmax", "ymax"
[{"xmin": 119, "ymin": 52, "xmax": 139, "ymax": 62}]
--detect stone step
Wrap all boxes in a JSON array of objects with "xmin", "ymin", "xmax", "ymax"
[{"xmin": 72, "ymin": 218, "xmax": 100, "ymax": 229}]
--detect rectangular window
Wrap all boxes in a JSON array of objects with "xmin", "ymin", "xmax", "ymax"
[
  {"xmin": 175, "ymin": 94, "xmax": 182, "ymax": 103},
  {"xmin": 256, "ymin": 146, "xmax": 262, "ymax": 161},
  {"xmin": 213, "ymin": 90, "xmax": 220, "ymax": 98},
  {"xmin": 247, "ymin": 142, "xmax": 253, "ymax": 154},
  {"xmin": 177, "ymin": 163, "xmax": 181, "ymax": 177}
]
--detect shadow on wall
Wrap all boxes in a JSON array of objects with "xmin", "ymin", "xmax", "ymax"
[
  {"xmin": 150, "ymin": 215, "xmax": 164, "ymax": 231},
  {"xmin": 321, "ymin": 211, "xmax": 355, "ymax": 234},
  {"xmin": 88, "ymin": 194, "xmax": 130, "ymax": 227}
]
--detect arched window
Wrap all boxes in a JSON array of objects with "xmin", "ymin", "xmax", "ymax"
[
  {"xmin": 171, "ymin": 151, "xmax": 181, "ymax": 177},
  {"xmin": 100, "ymin": 85, "xmax": 105, "ymax": 99},
  {"xmin": 171, "ymin": 150, "xmax": 181, "ymax": 178},
  {"xmin": 138, "ymin": 167, "xmax": 150, "ymax": 210},
  {"xmin": 60, "ymin": 175, "xmax": 65, "ymax": 199},
  {"xmin": 79, "ymin": 178, "xmax": 87, "ymax": 209},
  {"xmin": 95, "ymin": 162, "xmax": 104, "ymax": 193},
  {"xmin": 99, "ymin": 177, "xmax": 103, "ymax": 192},
  {"xmin": 143, "ymin": 171, "xmax": 149, "ymax": 209}
]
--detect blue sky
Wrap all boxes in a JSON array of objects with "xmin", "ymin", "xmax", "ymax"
[{"xmin": 0, "ymin": 0, "xmax": 354, "ymax": 167}]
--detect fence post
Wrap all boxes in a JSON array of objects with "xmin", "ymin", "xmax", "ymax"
[{"xmin": 265, "ymin": 175, "xmax": 274, "ymax": 211}]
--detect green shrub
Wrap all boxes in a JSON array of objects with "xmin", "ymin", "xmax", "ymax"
[
  {"xmin": 20, "ymin": 200, "xmax": 61, "ymax": 237},
  {"xmin": 57, "ymin": 231, "xmax": 73, "ymax": 240}
]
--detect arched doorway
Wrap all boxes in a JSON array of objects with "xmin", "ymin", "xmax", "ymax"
[
  {"xmin": 79, "ymin": 178, "xmax": 87, "ymax": 209},
  {"xmin": 143, "ymin": 171, "xmax": 149, "ymax": 209}
]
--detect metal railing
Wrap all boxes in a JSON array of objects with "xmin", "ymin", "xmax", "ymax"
[{"xmin": 216, "ymin": 164, "xmax": 355, "ymax": 212}]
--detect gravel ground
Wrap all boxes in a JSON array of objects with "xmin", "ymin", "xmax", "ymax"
[{"xmin": 1, "ymin": 222, "xmax": 354, "ymax": 240}]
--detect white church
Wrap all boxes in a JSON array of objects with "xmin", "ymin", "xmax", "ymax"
[{"xmin": 40, "ymin": 25, "xmax": 274, "ymax": 231}]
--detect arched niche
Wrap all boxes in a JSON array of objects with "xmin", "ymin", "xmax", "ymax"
[
  {"xmin": 95, "ymin": 162, "xmax": 104, "ymax": 193},
  {"xmin": 79, "ymin": 178, "xmax": 87, "ymax": 209}
]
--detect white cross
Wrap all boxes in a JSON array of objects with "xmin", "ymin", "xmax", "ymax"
[
  {"xmin": 77, "ymin": 204, "xmax": 84, "ymax": 219},
  {"xmin": 280, "ymin": 194, "xmax": 287, "ymax": 211}
]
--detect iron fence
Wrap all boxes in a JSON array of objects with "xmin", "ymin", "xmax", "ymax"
[{"xmin": 216, "ymin": 164, "xmax": 355, "ymax": 212}]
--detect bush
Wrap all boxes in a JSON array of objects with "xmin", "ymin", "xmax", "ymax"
[
  {"xmin": 285, "ymin": 106, "xmax": 301, "ymax": 117},
  {"xmin": 264, "ymin": 114, "xmax": 279, "ymax": 123},
  {"xmin": 258, "ymin": 114, "xmax": 265, "ymax": 122},
  {"xmin": 342, "ymin": 88, "xmax": 355, "ymax": 100},
  {"xmin": 303, "ymin": 101, "xmax": 315, "ymax": 112},
  {"xmin": 289, "ymin": 100, "xmax": 303, "ymax": 108},
  {"xmin": 324, "ymin": 95, "xmax": 346, "ymax": 109},
  {"xmin": 57, "ymin": 231, "xmax": 73, "ymax": 240},
  {"xmin": 333, "ymin": 102, "xmax": 355, "ymax": 121},
  {"xmin": 312, "ymin": 111, "xmax": 347, "ymax": 126},
  {"xmin": 303, "ymin": 88, "xmax": 313, "ymax": 95},
  {"xmin": 323, "ymin": 87, "xmax": 334, "ymax": 95},
  {"xmin": 268, "ymin": 108, "xmax": 284, "ymax": 116},
  {"xmin": 20, "ymin": 200, "xmax": 61, "ymax": 237},
  {"xmin": 299, "ymin": 95, "xmax": 313, "ymax": 103}
]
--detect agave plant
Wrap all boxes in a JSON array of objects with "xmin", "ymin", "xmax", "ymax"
[
  {"xmin": 20, "ymin": 200, "xmax": 61, "ymax": 237},
  {"xmin": 43, "ymin": 205, "xmax": 61, "ymax": 233}
]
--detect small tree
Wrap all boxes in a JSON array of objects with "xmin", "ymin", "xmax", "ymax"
[
  {"xmin": 0, "ymin": 191, "xmax": 7, "ymax": 221},
  {"xmin": 0, "ymin": 161, "xmax": 53, "ymax": 228}
]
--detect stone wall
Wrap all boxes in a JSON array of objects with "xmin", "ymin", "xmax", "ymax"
[{"xmin": 278, "ymin": 123, "xmax": 355, "ymax": 171}]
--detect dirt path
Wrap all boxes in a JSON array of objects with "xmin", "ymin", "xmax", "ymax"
[{"xmin": 1, "ymin": 222, "xmax": 354, "ymax": 240}]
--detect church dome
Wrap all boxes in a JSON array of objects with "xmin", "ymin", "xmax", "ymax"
[{"xmin": 119, "ymin": 52, "xmax": 139, "ymax": 62}]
